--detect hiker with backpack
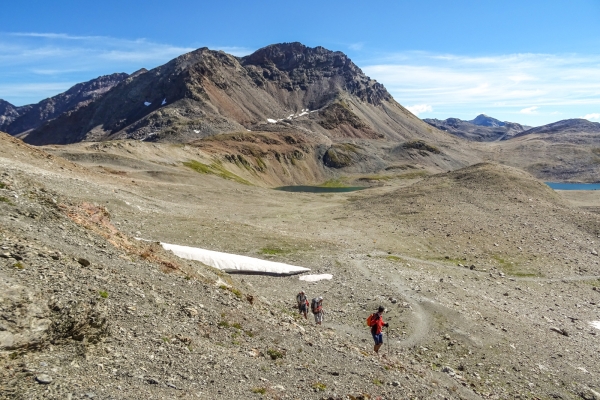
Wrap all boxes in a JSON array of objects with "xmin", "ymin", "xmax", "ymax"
[
  {"xmin": 296, "ymin": 290, "xmax": 309, "ymax": 319},
  {"xmin": 311, "ymin": 296, "xmax": 324, "ymax": 325},
  {"xmin": 367, "ymin": 306, "xmax": 389, "ymax": 354}
]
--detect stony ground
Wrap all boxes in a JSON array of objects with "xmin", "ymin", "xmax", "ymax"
[{"xmin": 1, "ymin": 134, "xmax": 600, "ymax": 399}]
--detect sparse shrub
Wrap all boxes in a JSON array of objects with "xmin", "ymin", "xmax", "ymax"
[
  {"xmin": 252, "ymin": 387, "xmax": 267, "ymax": 394},
  {"xmin": 13, "ymin": 262, "xmax": 24, "ymax": 269},
  {"xmin": 244, "ymin": 330, "xmax": 255, "ymax": 337},
  {"xmin": 267, "ymin": 348, "xmax": 285, "ymax": 360},
  {"xmin": 0, "ymin": 196, "xmax": 13, "ymax": 204},
  {"xmin": 232, "ymin": 322, "xmax": 242, "ymax": 330},
  {"xmin": 218, "ymin": 321, "xmax": 230, "ymax": 328},
  {"xmin": 312, "ymin": 382, "xmax": 327, "ymax": 391},
  {"xmin": 372, "ymin": 378, "xmax": 383, "ymax": 385},
  {"xmin": 99, "ymin": 290, "xmax": 108, "ymax": 298},
  {"xmin": 0, "ymin": 182, "xmax": 6, "ymax": 189}
]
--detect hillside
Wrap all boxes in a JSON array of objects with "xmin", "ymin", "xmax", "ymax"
[
  {"xmin": 2, "ymin": 132, "xmax": 600, "ymax": 399},
  {"xmin": 3, "ymin": 73, "xmax": 129, "ymax": 136},
  {"xmin": 424, "ymin": 114, "xmax": 529, "ymax": 141}
]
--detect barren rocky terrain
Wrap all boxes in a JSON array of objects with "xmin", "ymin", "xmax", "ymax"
[{"xmin": 2, "ymin": 131, "xmax": 600, "ymax": 400}]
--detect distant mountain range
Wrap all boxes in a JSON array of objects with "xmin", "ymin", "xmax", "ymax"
[{"xmin": 423, "ymin": 114, "xmax": 531, "ymax": 141}]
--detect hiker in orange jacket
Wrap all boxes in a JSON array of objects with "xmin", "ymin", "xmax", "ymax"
[{"xmin": 368, "ymin": 306, "xmax": 389, "ymax": 354}]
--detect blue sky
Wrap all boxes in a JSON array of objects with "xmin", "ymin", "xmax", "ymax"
[{"xmin": 2, "ymin": 0, "xmax": 600, "ymax": 126}]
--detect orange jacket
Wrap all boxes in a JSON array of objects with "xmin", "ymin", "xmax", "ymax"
[{"xmin": 370, "ymin": 313, "xmax": 386, "ymax": 335}]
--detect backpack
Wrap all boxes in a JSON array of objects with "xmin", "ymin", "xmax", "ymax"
[
  {"xmin": 311, "ymin": 298, "xmax": 321, "ymax": 314},
  {"xmin": 366, "ymin": 313, "xmax": 380, "ymax": 327},
  {"xmin": 297, "ymin": 293, "xmax": 306, "ymax": 305}
]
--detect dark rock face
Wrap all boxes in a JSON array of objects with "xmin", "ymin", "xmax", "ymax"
[
  {"xmin": 0, "ymin": 100, "xmax": 23, "ymax": 131},
  {"xmin": 5, "ymin": 73, "xmax": 129, "ymax": 135},
  {"xmin": 424, "ymin": 116, "xmax": 528, "ymax": 142},
  {"xmin": 241, "ymin": 42, "xmax": 392, "ymax": 107}
]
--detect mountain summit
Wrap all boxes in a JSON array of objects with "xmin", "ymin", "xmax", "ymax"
[
  {"xmin": 22, "ymin": 43, "xmax": 434, "ymax": 146},
  {"xmin": 469, "ymin": 114, "xmax": 505, "ymax": 127}
]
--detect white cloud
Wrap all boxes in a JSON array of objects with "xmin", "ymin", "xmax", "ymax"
[
  {"xmin": 362, "ymin": 52, "xmax": 600, "ymax": 123},
  {"xmin": 583, "ymin": 113, "xmax": 600, "ymax": 120},
  {"xmin": 520, "ymin": 106, "xmax": 539, "ymax": 114},
  {"xmin": 406, "ymin": 104, "xmax": 433, "ymax": 116},
  {"xmin": 0, "ymin": 32, "xmax": 256, "ymax": 105},
  {"xmin": 349, "ymin": 42, "xmax": 365, "ymax": 51}
]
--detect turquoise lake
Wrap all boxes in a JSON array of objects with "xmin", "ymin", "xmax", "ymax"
[{"xmin": 546, "ymin": 182, "xmax": 600, "ymax": 190}]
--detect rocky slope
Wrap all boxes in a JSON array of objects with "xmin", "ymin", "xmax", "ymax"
[
  {"xmin": 3, "ymin": 73, "xmax": 129, "ymax": 136},
  {"xmin": 424, "ymin": 114, "xmax": 529, "ymax": 142},
  {"xmin": 2, "ymin": 132, "xmax": 600, "ymax": 399}
]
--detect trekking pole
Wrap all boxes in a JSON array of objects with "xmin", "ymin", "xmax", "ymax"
[{"xmin": 386, "ymin": 325, "xmax": 390, "ymax": 354}]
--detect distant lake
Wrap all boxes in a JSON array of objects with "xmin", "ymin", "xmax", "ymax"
[
  {"xmin": 546, "ymin": 182, "xmax": 600, "ymax": 190},
  {"xmin": 275, "ymin": 186, "xmax": 367, "ymax": 193}
]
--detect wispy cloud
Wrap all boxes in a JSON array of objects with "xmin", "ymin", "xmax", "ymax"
[
  {"xmin": 583, "ymin": 113, "xmax": 600, "ymax": 120},
  {"xmin": 406, "ymin": 104, "xmax": 433, "ymax": 116},
  {"xmin": 0, "ymin": 32, "xmax": 254, "ymax": 105},
  {"xmin": 363, "ymin": 52, "xmax": 600, "ymax": 124},
  {"xmin": 520, "ymin": 106, "xmax": 539, "ymax": 114},
  {"xmin": 349, "ymin": 42, "xmax": 365, "ymax": 51}
]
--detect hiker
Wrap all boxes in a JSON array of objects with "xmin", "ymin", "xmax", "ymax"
[
  {"xmin": 311, "ymin": 296, "xmax": 324, "ymax": 325},
  {"xmin": 367, "ymin": 306, "xmax": 389, "ymax": 354},
  {"xmin": 296, "ymin": 290, "xmax": 309, "ymax": 319}
]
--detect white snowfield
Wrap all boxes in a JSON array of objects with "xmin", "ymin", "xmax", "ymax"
[
  {"xmin": 299, "ymin": 274, "xmax": 333, "ymax": 282},
  {"xmin": 590, "ymin": 321, "xmax": 600, "ymax": 330},
  {"xmin": 160, "ymin": 242, "xmax": 310, "ymax": 276},
  {"xmin": 144, "ymin": 101, "xmax": 151, "ymax": 106}
]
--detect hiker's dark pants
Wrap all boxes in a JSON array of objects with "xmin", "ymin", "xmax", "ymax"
[{"xmin": 372, "ymin": 333, "xmax": 383, "ymax": 345}]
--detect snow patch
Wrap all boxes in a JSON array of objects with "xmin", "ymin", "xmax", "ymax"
[
  {"xmin": 299, "ymin": 274, "xmax": 333, "ymax": 282},
  {"xmin": 267, "ymin": 119, "xmax": 277, "ymax": 123},
  {"xmin": 589, "ymin": 321, "xmax": 600, "ymax": 330},
  {"xmin": 144, "ymin": 102, "xmax": 151, "ymax": 106},
  {"xmin": 193, "ymin": 130, "xmax": 200, "ymax": 134},
  {"xmin": 161, "ymin": 98, "xmax": 167, "ymax": 105},
  {"xmin": 160, "ymin": 242, "xmax": 310, "ymax": 276}
]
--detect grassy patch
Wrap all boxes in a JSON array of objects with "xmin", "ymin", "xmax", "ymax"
[
  {"xmin": 402, "ymin": 140, "xmax": 441, "ymax": 154},
  {"xmin": 13, "ymin": 262, "xmax": 24, "ymax": 269},
  {"xmin": 0, "ymin": 196, "xmax": 13, "ymax": 204},
  {"xmin": 492, "ymin": 255, "xmax": 540, "ymax": 277},
  {"xmin": 267, "ymin": 348, "xmax": 285, "ymax": 360},
  {"xmin": 183, "ymin": 160, "xmax": 252, "ymax": 185},
  {"xmin": 259, "ymin": 247, "xmax": 290, "ymax": 255},
  {"xmin": 397, "ymin": 171, "xmax": 429, "ymax": 179},
  {"xmin": 0, "ymin": 182, "xmax": 6, "ymax": 189},
  {"xmin": 318, "ymin": 178, "xmax": 351, "ymax": 188},
  {"xmin": 312, "ymin": 382, "xmax": 327, "ymax": 391},
  {"xmin": 252, "ymin": 387, "xmax": 267, "ymax": 394},
  {"xmin": 386, "ymin": 255, "xmax": 404, "ymax": 262},
  {"xmin": 372, "ymin": 378, "xmax": 384, "ymax": 385},
  {"xmin": 99, "ymin": 290, "xmax": 109, "ymax": 298},
  {"xmin": 218, "ymin": 320, "xmax": 230, "ymax": 328}
]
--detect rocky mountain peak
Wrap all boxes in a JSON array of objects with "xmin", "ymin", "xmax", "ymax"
[
  {"xmin": 0, "ymin": 99, "xmax": 21, "ymax": 130},
  {"xmin": 470, "ymin": 114, "xmax": 505, "ymax": 127},
  {"xmin": 242, "ymin": 42, "xmax": 391, "ymax": 106}
]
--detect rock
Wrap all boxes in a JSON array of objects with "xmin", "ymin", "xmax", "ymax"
[
  {"xmin": 77, "ymin": 258, "xmax": 91, "ymax": 267},
  {"xmin": 392, "ymin": 381, "xmax": 400, "ymax": 387},
  {"xmin": 390, "ymin": 298, "xmax": 397, "ymax": 304},
  {"xmin": 147, "ymin": 378, "xmax": 160, "ymax": 385},
  {"xmin": 442, "ymin": 366, "xmax": 456, "ymax": 376},
  {"xmin": 184, "ymin": 307, "xmax": 199, "ymax": 317},
  {"xmin": 580, "ymin": 387, "xmax": 600, "ymax": 400},
  {"xmin": 550, "ymin": 327, "xmax": 569, "ymax": 337},
  {"xmin": 592, "ymin": 250, "xmax": 598, "ymax": 256},
  {"xmin": 36, "ymin": 374, "xmax": 52, "ymax": 384}
]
